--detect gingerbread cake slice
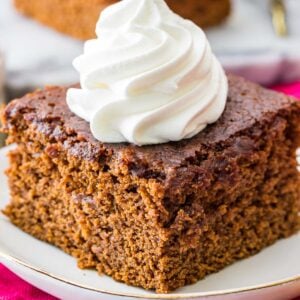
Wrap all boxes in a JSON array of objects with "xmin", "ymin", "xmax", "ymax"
[
  {"xmin": 14, "ymin": 0, "xmax": 231, "ymax": 40},
  {"xmin": 1, "ymin": 74, "xmax": 300, "ymax": 292}
]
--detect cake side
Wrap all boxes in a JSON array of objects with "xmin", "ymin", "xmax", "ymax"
[
  {"xmin": 1, "ymin": 75, "xmax": 300, "ymax": 292},
  {"xmin": 14, "ymin": 0, "xmax": 231, "ymax": 40}
]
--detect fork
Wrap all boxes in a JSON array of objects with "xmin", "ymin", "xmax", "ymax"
[{"xmin": 271, "ymin": 0, "xmax": 288, "ymax": 37}]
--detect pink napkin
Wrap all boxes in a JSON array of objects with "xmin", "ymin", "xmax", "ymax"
[
  {"xmin": 0, "ymin": 264, "xmax": 57, "ymax": 299},
  {"xmin": 272, "ymin": 81, "xmax": 300, "ymax": 98},
  {"xmin": 0, "ymin": 81, "xmax": 300, "ymax": 299}
]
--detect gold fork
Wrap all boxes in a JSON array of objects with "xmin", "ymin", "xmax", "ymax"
[{"xmin": 271, "ymin": 0, "xmax": 288, "ymax": 37}]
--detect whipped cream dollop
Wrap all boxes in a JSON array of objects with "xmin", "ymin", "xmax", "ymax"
[{"xmin": 67, "ymin": 0, "xmax": 228, "ymax": 145}]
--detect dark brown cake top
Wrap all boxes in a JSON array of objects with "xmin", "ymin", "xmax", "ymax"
[{"xmin": 2, "ymin": 74, "xmax": 299, "ymax": 170}]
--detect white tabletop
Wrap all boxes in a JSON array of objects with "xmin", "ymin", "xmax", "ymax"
[
  {"xmin": 207, "ymin": 0, "xmax": 300, "ymax": 85},
  {"xmin": 0, "ymin": 0, "xmax": 82, "ymax": 90}
]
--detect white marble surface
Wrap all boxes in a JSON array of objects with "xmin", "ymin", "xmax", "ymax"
[
  {"xmin": 0, "ymin": 52, "xmax": 6, "ymax": 147},
  {"xmin": 207, "ymin": 0, "xmax": 300, "ymax": 85},
  {"xmin": 0, "ymin": 0, "xmax": 83, "ymax": 90},
  {"xmin": 0, "ymin": 52, "xmax": 5, "ymax": 103},
  {"xmin": 1, "ymin": 0, "xmax": 300, "ymax": 93}
]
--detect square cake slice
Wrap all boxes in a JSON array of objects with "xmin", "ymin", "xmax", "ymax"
[{"xmin": 1, "ymin": 74, "xmax": 300, "ymax": 292}]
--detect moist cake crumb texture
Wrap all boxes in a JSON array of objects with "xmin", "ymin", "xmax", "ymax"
[{"xmin": 1, "ymin": 74, "xmax": 300, "ymax": 292}]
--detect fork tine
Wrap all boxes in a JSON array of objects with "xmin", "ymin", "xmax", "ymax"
[{"xmin": 271, "ymin": 0, "xmax": 288, "ymax": 37}]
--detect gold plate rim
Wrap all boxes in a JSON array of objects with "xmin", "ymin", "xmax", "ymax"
[{"xmin": 0, "ymin": 249, "xmax": 299, "ymax": 299}]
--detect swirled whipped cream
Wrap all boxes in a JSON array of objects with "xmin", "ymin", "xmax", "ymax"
[{"xmin": 67, "ymin": 0, "xmax": 228, "ymax": 145}]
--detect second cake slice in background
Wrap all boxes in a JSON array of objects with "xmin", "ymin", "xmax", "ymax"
[{"xmin": 13, "ymin": 0, "xmax": 231, "ymax": 39}]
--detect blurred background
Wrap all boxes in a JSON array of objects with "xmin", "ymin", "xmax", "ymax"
[{"xmin": 0, "ymin": 0, "xmax": 300, "ymax": 147}]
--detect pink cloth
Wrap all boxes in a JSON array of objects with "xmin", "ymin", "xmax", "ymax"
[
  {"xmin": 0, "ymin": 265, "xmax": 57, "ymax": 299},
  {"xmin": 0, "ymin": 81, "xmax": 300, "ymax": 299},
  {"xmin": 272, "ymin": 81, "xmax": 300, "ymax": 99}
]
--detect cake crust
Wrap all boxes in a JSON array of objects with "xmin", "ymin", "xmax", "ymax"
[
  {"xmin": 1, "ymin": 74, "xmax": 300, "ymax": 292},
  {"xmin": 2, "ymin": 75, "xmax": 298, "ymax": 163}
]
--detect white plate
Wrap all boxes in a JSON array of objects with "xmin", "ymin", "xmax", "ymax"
[{"xmin": 0, "ymin": 145, "xmax": 300, "ymax": 300}]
